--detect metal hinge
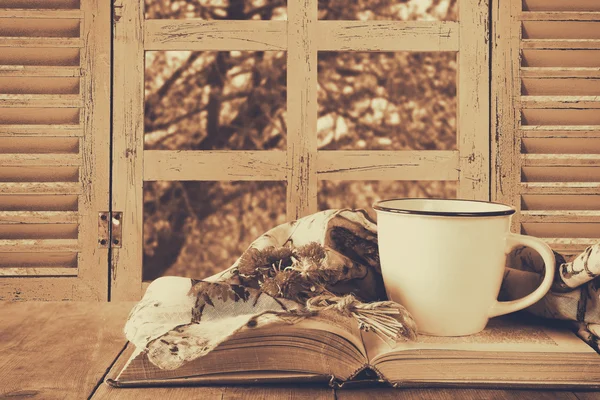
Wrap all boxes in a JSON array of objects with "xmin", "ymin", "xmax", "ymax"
[{"xmin": 98, "ymin": 211, "xmax": 123, "ymax": 248}]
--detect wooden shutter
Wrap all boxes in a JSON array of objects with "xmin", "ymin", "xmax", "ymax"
[
  {"xmin": 0, "ymin": 0, "xmax": 110, "ymax": 300},
  {"xmin": 493, "ymin": 0, "xmax": 600, "ymax": 259}
]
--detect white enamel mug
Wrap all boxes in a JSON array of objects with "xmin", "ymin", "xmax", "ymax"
[{"xmin": 373, "ymin": 198, "xmax": 555, "ymax": 337}]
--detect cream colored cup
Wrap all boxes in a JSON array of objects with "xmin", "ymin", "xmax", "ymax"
[{"xmin": 373, "ymin": 198, "xmax": 555, "ymax": 337}]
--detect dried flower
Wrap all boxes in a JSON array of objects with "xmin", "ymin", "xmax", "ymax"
[
  {"xmin": 259, "ymin": 277, "xmax": 281, "ymax": 297},
  {"xmin": 296, "ymin": 242, "xmax": 326, "ymax": 264}
]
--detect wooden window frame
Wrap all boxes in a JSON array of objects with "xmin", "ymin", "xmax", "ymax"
[{"xmin": 112, "ymin": 0, "xmax": 490, "ymax": 300}]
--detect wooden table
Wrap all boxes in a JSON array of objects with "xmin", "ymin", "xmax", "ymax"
[{"xmin": 1, "ymin": 302, "xmax": 599, "ymax": 400}]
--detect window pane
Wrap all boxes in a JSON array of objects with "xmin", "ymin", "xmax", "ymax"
[
  {"xmin": 318, "ymin": 180, "xmax": 457, "ymax": 220},
  {"xmin": 145, "ymin": 51, "xmax": 286, "ymax": 151},
  {"xmin": 319, "ymin": 0, "xmax": 457, "ymax": 21},
  {"xmin": 143, "ymin": 181, "xmax": 286, "ymax": 281},
  {"xmin": 317, "ymin": 52, "xmax": 456, "ymax": 150},
  {"xmin": 145, "ymin": 0, "xmax": 287, "ymax": 20}
]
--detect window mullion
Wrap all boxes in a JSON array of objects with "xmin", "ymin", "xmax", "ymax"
[{"xmin": 286, "ymin": 0, "xmax": 319, "ymax": 220}]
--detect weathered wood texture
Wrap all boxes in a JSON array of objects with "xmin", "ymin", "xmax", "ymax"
[
  {"xmin": 317, "ymin": 151, "xmax": 459, "ymax": 181},
  {"xmin": 457, "ymin": 0, "xmax": 490, "ymax": 200},
  {"xmin": 95, "ymin": 385, "xmax": 334, "ymax": 400},
  {"xmin": 145, "ymin": 20, "xmax": 287, "ymax": 51},
  {"xmin": 0, "ymin": 0, "xmax": 110, "ymax": 299},
  {"xmin": 317, "ymin": 21, "xmax": 459, "ymax": 51},
  {"xmin": 492, "ymin": 0, "xmax": 600, "ymax": 257},
  {"xmin": 144, "ymin": 20, "xmax": 459, "ymax": 52},
  {"xmin": 78, "ymin": 0, "xmax": 111, "ymax": 300},
  {"xmin": 143, "ymin": 150, "xmax": 460, "ymax": 182},
  {"xmin": 286, "ymin": 0, "xmax": 318, "ymax": 220},
  {"xmin": 0, "ymin": 301, "xmax": 132, "ymax": 400},
  {"xmin": 144, "ymin": 151, "xmax": 288, "ymax": 181},
  {"xmin": 336, "ymin": 388, "xmax": 583, "ymax": 400},
  {"xmin": 111, "ymin": 0, "xmax": 144, "ymax": 301}
]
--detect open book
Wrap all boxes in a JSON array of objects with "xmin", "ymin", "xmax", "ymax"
[{"xmin": 108, "ymin": 312, "xmax": 600, "ymax": 389}]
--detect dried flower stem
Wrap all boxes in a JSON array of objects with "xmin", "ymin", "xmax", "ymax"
[{"xmin": 306, "ymin": 294, "xmax": 417, "ymax": 342}]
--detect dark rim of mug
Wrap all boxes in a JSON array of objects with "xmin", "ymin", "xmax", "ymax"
[{"xmin": 372, "ymin": 198, "xmax": 516, "ymax": 217}]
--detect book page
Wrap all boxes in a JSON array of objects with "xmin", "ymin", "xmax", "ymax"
[
  {"xmin": 118, "ymin": 311, "xmax": 369, "ymax": 383},
  {"xmin": 281, "ymin": 310, "xmax": 367, "ymax": 359},
  {"xmin": 366, "ymin": 315, "xmax": 595, "ymax": 364}
]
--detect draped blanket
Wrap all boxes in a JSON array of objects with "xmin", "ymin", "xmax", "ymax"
[{"xmin": 125, "ymin": 209, "xmax": 600, "ymax": 370}]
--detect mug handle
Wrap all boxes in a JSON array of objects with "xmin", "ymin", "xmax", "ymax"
[{"xmin": 488, "ymin": 233, "xmax": 555, "ymax": 318}]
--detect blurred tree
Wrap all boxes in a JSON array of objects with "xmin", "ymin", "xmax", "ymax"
[{"xmin": 143, "ymin": 0, "xmax": 458, "ymax": 280}]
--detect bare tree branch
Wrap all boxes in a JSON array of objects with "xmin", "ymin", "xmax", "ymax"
[{"xmin": 145, "ymin": 52, "xmax": 203, "ymax": 119}]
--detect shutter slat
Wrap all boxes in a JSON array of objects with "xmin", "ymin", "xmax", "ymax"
[
  {"xmin": 522, "ymin": 194, "xmax": 600, "ymax": 210},
  {"xmin": 0, "ymin": 267, "xmax": 76, "ymax": 276},
  {"xmin": 522, "ymin": 137, "xmax": 600, "ymax": 153},
  {"xmin": 540, "ymin": 238, "xmax": 597, "ymax": 255},
  {"xmin": 0, "ymin": 153, "xmax": 81, "ymax": 167},
  {"xmin": 522, "ymin": 109, "xmax": 600, "ymax": 125},
  {"xmin": 0, "ymin": 94, "xmax": 82, "ymax": 107},
  {"xmin": 0, "ymin": 18, "xmax": 80, "ymax": 38},
  {"xmin": 523, "ymin": 0, "xmax": 600, "ymax": 12},
  {"xmin": 521, "ymin": 40, "xmax": 600, "ymax": 49},
  {"xmin": 522, "ymin": 49, "xmax": 600, "ymax": 68},
  {"xmin": 0, "ymin": 211, "xmax": 77, "ymax": 224},
  {"xmin": 521, "ymin": 78, "xmax": 600, "ymax": 96},
  {"xmin": 522, "ymin": 154, "xmax": 600, "ymax": 166},
  {"xmin": 522, "ymin": 222, "xmax": 600, "ymax": 238},
  {"xmin": 0, "ymin": 37, "xmax": 82, "ymax": 48},
  {"xmin": 0, "ymin": 239, "xmax": 79, "ymax": 252},
  {"xmin": 521, "ymin": 12, "xmax": 600, "ymax": 21},
  {"xmin": 521, "ymin": 96, "xmax": 600, "ymax": 109},
  {"xmin": 0, "ymin": 9, "xmax": 82, "ymax": 19},
  {"xmin": 521, "ymin": 67, "xmax": 600, "ymax": 78},
  {"xmin": 522, "ymin": 129, "xmax": 600, "ymax": 138},
  {"xmin": 0, "ymin": 47, "xmax": 80, "ymax": 66},
  {"xmin": 520, "ymin": 182, "xmax": 600, "ymax": 195},
  {"xmin": 0, "ymin": 182, "xmax": 81, "ymax": 194},
  {"xmin": 521, "ymin": 210, "xmax": 600, "ymax": 223},
  {"xmin": 522, "ymin": 21, "xmax": 600, "ymax": 39},
  {"xmin": 0, "ymin": 66, "xmax": 81, "ymax": 77},
  {"xmin": 0, "ymin": 124, "xmax": 83, "ymax": 136}
]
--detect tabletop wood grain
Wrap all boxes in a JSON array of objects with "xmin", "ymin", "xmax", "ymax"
[
  {"xmin": 0, "ymin": 301, "xmax": 134, "ymax": 400},
  {"xmin": 1, "ymin": 302, "xmax": 599, "ymax": 400}
]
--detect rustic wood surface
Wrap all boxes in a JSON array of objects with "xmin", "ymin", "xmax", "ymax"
[
  {"xmin": 111, "ymin": 0, "xmax": 145, "ymax": 301},
  {"xmin": 286, "ymin": 0, "xmax": 318, "ymax": 220},
  {"xmin": 77, "ymin": 0, "xmax": 111, "ymax": 301},
  {"xmin": 0, "ymin": 302, "xmax": 598, "ymax": 400},
  {"xmin": 457, "ymin": 0, "xmax": 490, "ymax": 201},
  {"xmin": 0, "ymin": 301, "xmax": 133, "ymax": 400},
  {"xmin": 316, "ymin": 21, "xmax": 459, "ymax": 52},
  {"xmin": 144, "ymin": 20, "xmax": 287, "ymax": 51}
]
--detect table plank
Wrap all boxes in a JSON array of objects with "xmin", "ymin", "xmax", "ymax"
[
  {"xmin": 574, "ymin": 394, "xmax": 600, "ymax": 400},
  {"xmin": 94, "ymin": 386, "xmax": 334, "ymax": 400},
  {"xmin": 335, "ymin": 388, "xmax": 580, "ymax": 400},
  {"xmin": 0, "ymin": 301, "xmax": 133, "ymax": 400}
]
